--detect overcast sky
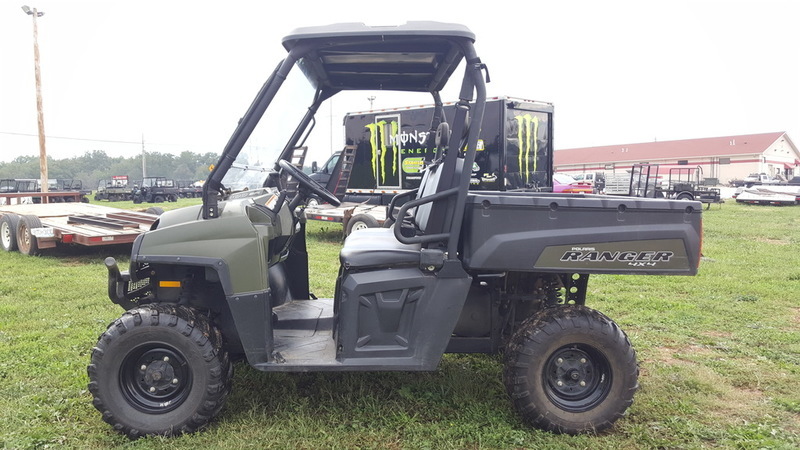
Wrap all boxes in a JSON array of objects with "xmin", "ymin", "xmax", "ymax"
[{"xmin": 1, "ymin": 0, "xmax": 798, "ymax": 168}]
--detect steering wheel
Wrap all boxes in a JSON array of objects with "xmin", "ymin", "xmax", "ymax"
[{"xmin": 278, "ymin": 159, "xmax": 341, "ymax": 206}]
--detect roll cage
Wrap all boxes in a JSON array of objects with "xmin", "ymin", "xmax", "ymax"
[{"xmin": 202, "ymin": 22, "xmax": 488, "ymax": 255}]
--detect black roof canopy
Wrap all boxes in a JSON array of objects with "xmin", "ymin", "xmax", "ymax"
[{"xmin": 282, "ymin": 22, "xmax": 476, "ymax": 92}]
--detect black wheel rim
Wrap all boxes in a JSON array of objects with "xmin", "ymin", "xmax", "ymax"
[
  {"xmin": 119, "ymin": 344, "xmax": 193, "ymax": 414},
  {"xmin": 543, "ymin": 344, "xmax": 612, "ymax": 412}
]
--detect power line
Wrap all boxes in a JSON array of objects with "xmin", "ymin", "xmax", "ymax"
[{"xmin": 0, "ymin": 130, "xmax": 204, "ymax": 148}]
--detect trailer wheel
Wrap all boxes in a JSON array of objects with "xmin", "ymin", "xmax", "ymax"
[
  {"xmin": 306, "ymin": 195, "xmax": 321, "ymax": 207},
  {"xmin": 503, "ymin": 306, "xmax": 638, "ymax": 434},
  {"xmin": 16, "ymin": 215, "xmax": 43, "ymax": 256},
  {"xmin": 676, "ymin": 192, "xmax": 694, "ymax": 201},
  {"xmin": 87, "ymin": 305, "xmax": 233, "ymax": 439},
  {"xmin": 346, "ymin": 213, "xmax": 378, "ymax": 236},
  {"xmin": 0, "ymin": 214, "xmax": 20, "ymax": 252}
]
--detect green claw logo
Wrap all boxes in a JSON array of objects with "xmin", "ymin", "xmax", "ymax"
[
  {"xmin": 366, "ymin": 122, "xmax": 379, "ymax": 181},
  {"xmin": 365, "ymin": 120, "xmax": 399, "ymax": 184},
  {"xmin": 514, "ymin": 114, "xmax": 539, "ymax": 183}
]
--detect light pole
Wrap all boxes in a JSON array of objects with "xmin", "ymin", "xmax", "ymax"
[
  {"xmin": 367, "ymin": 96, "xmax": 376, "ymax": 111},
  {"xmin": 22, "ymin": 5, "xmax": 48, "ymax": 197}
]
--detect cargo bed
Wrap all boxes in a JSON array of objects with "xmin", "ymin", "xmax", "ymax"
[{"xmin": 462, "ymin": 192, "xmax": 703, "ymax": 275}]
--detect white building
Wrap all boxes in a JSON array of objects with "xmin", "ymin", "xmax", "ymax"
[{"xmin": 555, "ymin": 132, "xmax": 799, "ymax": 184}]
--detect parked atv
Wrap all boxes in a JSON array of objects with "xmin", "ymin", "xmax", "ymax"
[
  {"xmin": 131, "ymin": 176, "xmax": 179, "ymax": 203},
  {"xmin": 88, "ymin": 22, "xmax": 703, "ymax": 439}
]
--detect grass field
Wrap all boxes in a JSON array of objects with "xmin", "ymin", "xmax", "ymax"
[{"xmin": 0, "ymin": 199, "xmax": 798, "ymax": 449}]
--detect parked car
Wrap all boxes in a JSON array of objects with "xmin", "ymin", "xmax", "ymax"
[
  {"xmin": 553, "ymin": 173, "xmax": 593, "ymax": 193},
  {"xmin": 572, "ymin": 172, "xmax": 605, "ymax": 192}
]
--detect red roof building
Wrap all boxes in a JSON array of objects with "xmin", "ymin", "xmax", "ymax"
[{"xmin": 554, "ymin": 132, "xmax": 799, "ymax": 184}]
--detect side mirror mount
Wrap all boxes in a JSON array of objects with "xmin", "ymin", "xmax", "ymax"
[{"xmin": 311, "ymin": 161, "xmax": 319, "ymax": 173}]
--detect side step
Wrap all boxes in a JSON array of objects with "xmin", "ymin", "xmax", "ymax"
[
  {"xmin": 254, "ymin": 298, "xmax": 432, "ymax": 372},
  {"xmin": 270, "ymin": 299, "xmax": 337, "ymax": 365}
]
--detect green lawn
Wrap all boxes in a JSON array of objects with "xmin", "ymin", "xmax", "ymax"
[{"xmin": 0, "ymin": 199, "xmax": 798, "ymax": 449}]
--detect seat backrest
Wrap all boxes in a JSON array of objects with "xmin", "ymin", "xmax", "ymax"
[
  {"xmin": 413, "ymin": 162, "xmax": 442, "ymax": 232},
  {"xmin": 414, "ymin": 122, "xmax": 463, "ymax": 239}
]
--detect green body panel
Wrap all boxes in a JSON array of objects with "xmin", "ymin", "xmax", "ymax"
[{"xmin": 136, "ymin": 195, "xmax": 289, "ymax": 295}]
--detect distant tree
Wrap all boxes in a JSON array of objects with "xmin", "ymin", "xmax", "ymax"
[
  {"xmin": 0, "ymin": 150, "xmax": 220, "ymax": 190},
  {"xmin": 173, "ymin": 164, "xmax": 193, "ymax": 182}
]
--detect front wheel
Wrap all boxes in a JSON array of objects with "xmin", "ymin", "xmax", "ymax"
[
  {"xmin": 503, "ymin": 306, "xmax": 638, "ymax": 434},
  {"xmin": 87, "ymin": 305, "xmax": 233, "ymax": 439}
]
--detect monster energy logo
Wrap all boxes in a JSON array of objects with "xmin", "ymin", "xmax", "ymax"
[
  {"xmin": 514, "ymin": 114, "xmax": 539, "ymax": 183},
  {"xmin": 365, "ymin": 120, "xmax": 399, "ymax": 184}
]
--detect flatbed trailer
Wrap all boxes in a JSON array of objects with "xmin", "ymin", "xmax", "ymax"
[
  {"xmin": 0, "ymin": 190, "xmax": 85, "ymax": 205},
  {"xmin": 303, "ymin": 202, "xmax": 387, "ymax": 236},
  {"xmin": 0, "ymin": 203, "xmax": 160, "ymax": 255}
]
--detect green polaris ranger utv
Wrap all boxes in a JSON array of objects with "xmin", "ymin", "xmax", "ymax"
[{"xmin": 88, "ymin": 22, "xmax": 703, "ymax": 438}]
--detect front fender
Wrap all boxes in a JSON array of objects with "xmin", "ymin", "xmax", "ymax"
[{"xmin": 135, "ymin": 206, "xmax": 271, "ymax": 295}]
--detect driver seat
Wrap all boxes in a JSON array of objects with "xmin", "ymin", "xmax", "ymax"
[{"xmin": 339, "ymin": 123, "xmax": 455, "ymax": 270}]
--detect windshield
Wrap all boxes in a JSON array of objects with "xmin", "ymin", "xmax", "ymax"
[{"xmin": 220, "ymin": 64, "xmax": 317, "ymax": 191}]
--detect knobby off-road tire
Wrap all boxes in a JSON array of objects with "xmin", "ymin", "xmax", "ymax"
[
  {"xmin": 503, "ymin": 305, "xmax": 638, "ymax": 434},
  {"xmin": 88, "ymin": 304, "xmax": 233, "ymax": 439},
  {"xmin": 0, "ymin": 213, "xmax": 20, "ymax": 252}
]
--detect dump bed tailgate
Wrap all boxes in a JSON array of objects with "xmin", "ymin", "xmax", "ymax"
[{"xmin": 462, "ymin": 192, "xmax": 702, "ymax": 275}]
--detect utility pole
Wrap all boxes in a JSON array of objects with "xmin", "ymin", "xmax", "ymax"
[{"xmin": 22, "ymin": 5, "xmax": 48, "ymax": 197}]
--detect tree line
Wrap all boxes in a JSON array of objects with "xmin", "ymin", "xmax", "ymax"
[{"xmin": 0, "ymin": 150, "xmax": 219, "ymax": 191}]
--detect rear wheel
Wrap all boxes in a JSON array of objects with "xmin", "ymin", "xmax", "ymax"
[
  {"xmin": 153, "ymin": 195, "xmax": 165, "ymax": 203},
  {"xmin": 503, "ymin": 306, "xmax": 638, "ymax": 434},
  {"xmin": 0, "ymin": 214, "xmax": 20, "ymax": 252},
  {"xmin": 16, "ymin": 215, "xmax": 43, "ymax": 256},
  {"xmin": 87, "ymin": 305, "xmax": 232, "ymax": 439}
]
